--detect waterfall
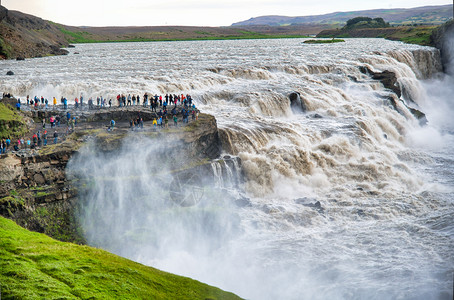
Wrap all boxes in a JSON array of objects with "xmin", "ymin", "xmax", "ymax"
[
  {"xmin": 210, "ymin": 156, "xmax": 242, "ymax": 189},
  {"xmin": 4, "ymin": 38, "xmax": 451, "ymax": 300}
]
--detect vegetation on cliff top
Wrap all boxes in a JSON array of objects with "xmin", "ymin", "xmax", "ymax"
[
  {"xmin": 0, "ymin": 216, "xmax": 242, "ymax": 299},
  {"xmin": 344, "ymin": 17, "xmax": 390, "ymax": 30},
  {"xmin": 316, "ymin": 16, "xmax": 440, "ymax": 46},
  {"xmin": 0, "ymin": 102, "xmax": 28, "ymax": 139}
]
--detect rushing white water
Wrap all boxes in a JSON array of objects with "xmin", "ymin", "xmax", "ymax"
[{"xmin": 2, "ymin": 38, "xmax": 453, "ymax": 299}]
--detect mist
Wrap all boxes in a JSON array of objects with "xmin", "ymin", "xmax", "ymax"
[{"xmin": 408, "ymin": 29, "xmax": 454, "ymax": 151}]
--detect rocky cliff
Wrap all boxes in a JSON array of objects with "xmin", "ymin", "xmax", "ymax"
[
  {"xmin": 0, "ymin": 108, "xmax": 224, "ymax": 243},
  {"xmin": 0, "ymin": 6, "xmax": 69, "ymax": 59},
  {"xmin": 431, "ymin": 19, "xmax": 454, "ymax": 74}
]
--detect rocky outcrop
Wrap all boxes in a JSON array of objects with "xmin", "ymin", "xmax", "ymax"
[
  {"xmin": 359, "ymin": 66, "xmax": 427, "ymax": 125},
  {"xmin": 0, "ymin": 6, "xmax": 7, "ymax": 22},
  {"xmin": 359, "ymin": 66, "xmax": 401, "ymax": 97},
  {"xmin": 289, "ymin": 92, "xmax": 307, "ymax": 112},
  {"xmin": 0, "ymin": 148, "xmax": 81, "ymax": 242},
  {"xmin": 431, "ymin": 20, "xmax": 454, "ymax": 74},
  {"xmin": 0, "ymin": 6, "xmax": 69, "ymax": 59},
  {"xmin": 0, "ymin": 110, "xmax": 224, "ymax": 243}
]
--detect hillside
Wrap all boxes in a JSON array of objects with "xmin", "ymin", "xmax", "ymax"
[
  {"xmin": 0, "ymin": 216, "xmax": 242, "ymax": 299},
  {"xmin": 0, "ymin": 6, "xmax": 69, "ymax": 59},
  {"xmin": 232, "ymin": 4, "xmax": 453, "ymax": 26}
]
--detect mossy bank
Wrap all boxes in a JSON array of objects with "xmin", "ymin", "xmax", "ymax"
[{"xmin": 0, "ymin": 216, "xmax": 242, "ymax": 299}]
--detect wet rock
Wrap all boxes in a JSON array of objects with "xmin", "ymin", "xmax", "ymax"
[
  {"xmin": 356, "ymin": 209, "xmax": 366, "ymax": 217},
  {"xmin": 359, "ymin": 66, "xmax": 401, "ymax": 97},
  {"xmin": 289, "ymin": 92, "xmax": 307, "ymax": 112},
  {"xmin": 6, "ymin": 71, "xmax": 14, "ymax": 75},
  {"xmin": 348, "ymin": 75, "xmax": 359, "ymax": 82},
  {"xmin": 407, "ymin": 107, "xmax": 428, "ymax": 126},
  {"xmin": 385, "ymin": 96, "xmax": 427, "ymax": 126},
  {"xmin": 308, "ymin": 113, "xmax": 323, "ymax": 119},
  {"xmin": 431, "ymin": 19, "xmax": 454, "ymax": 75},
  {"xmin": 16, "ymin": 57, "xmax": 25, "ymax": 61},
  {"xmin": 234, "ymin": 196, "xmax": 252, "ymax": 207},
  {"xmin": 295, "ymin": 197, "xmax": 325, "ymax": 213}
]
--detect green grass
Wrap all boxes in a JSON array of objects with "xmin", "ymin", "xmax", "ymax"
[
  {"xmin": 387, "ymin": 26, "xmax": 437, "ymax": 46},
  {"xmin": 56, "ymin": 26, "xmax": 309, "ymax": 44},
  {"xmin": 0, "ymin": 102, "xmax": 18, "ymax": 121},
  {"xmin": 0, "ymin": 103, "xmax": 28, "ymax": 139},
  {"xmin": 0, "ymin": 216, "xmax": 242, "ymax": 300},
  {"xmin": 0, "ymin": 36, "xmax": 13, "ymax": 58}
]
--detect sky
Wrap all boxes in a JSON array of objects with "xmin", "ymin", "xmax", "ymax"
[{"xmin": 2, "ymin": 0, "xmax": 453, "ymax": 27}]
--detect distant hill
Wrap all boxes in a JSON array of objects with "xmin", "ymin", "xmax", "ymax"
[{"xmin": 232, "ymin": 5, "xmax": 453, "ymax": 26}]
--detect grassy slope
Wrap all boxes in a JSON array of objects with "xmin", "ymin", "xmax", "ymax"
[
  {"xmin": 386, "ymin": 26, "xmax": 437, "ymax": 45},
  {"xmin": 0, "ymin": 216, "xmax": 242, "ymax": 300},
  {"xmin": 0, "ymin": 102, "xmax": 28, "ymax": 139},
  {"xmin": 317, "ymin": 25, "xmax": 438, "ymax": 46}
]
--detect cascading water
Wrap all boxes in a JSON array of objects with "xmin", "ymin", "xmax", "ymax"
[{"xmin": 1, "ymin": 38, "xmax": 453, "ymax": 299}]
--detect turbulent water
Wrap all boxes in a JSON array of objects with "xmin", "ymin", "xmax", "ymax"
[{"xmin": 1, "ymin": 38, "xmax": 453, "ymax": 299}]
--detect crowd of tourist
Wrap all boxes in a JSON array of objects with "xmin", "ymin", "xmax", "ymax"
[
  {"xmin": 19, "ymin": 93, "xmax": 196, "ymax": 111},
  {"xmin": 1, "ymin": 91, "xmax": 200, "ymax": 156}
]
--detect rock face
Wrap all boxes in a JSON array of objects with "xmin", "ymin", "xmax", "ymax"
[
  {"xmin": 0, "ymin": 6, "xmax": 69, "ymax": 59},
  {"xmin": 431, "ymin": 20, "xmax": 454, "ymax": 75},
  {"xmin": 289, "ymin": 92, "xmax": 307, "ymax": 112},
  {"xmin": 359, "ymin": 66, "xmax": 427, "ymax": 125},
  {"xmin": 0, "ymin": 149, "xmax": 81, "ymax": 242},
  {"xmin": 359, "ymin": 66, "xmax": 401, "ymax": 97},
  {"xmin": 0, "ymin": 6, "xmax": 7, "ymax": 22}
]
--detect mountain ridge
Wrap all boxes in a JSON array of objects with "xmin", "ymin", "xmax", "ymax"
[{"xmin": 232, "ymin": 4, "xmax": 453, "ymax": 26}]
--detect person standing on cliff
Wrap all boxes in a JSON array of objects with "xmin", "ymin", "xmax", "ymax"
[
  {"xmin": 32, "ymin": 133, "xmax": 37, "ymax": 147},
  {"xmin": 53, "ymin": 131, "xmax": 58, "ymax": 144},
  {"xmin": 43, "ymin": 131, "xmax": 48, "ymax": 146},
  {"xmin": 37, "ymin": 131, "xmax": 42, "ymax": 147}
]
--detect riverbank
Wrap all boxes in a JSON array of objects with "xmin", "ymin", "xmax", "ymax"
[{"xmin": 317, "ymin": 25, "xmax": 439, "ymax": 46}]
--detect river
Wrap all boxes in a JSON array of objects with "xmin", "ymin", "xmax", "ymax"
[{"xmin": 1, "ymin": 38, "xmax": 453, "ymax": 299}]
